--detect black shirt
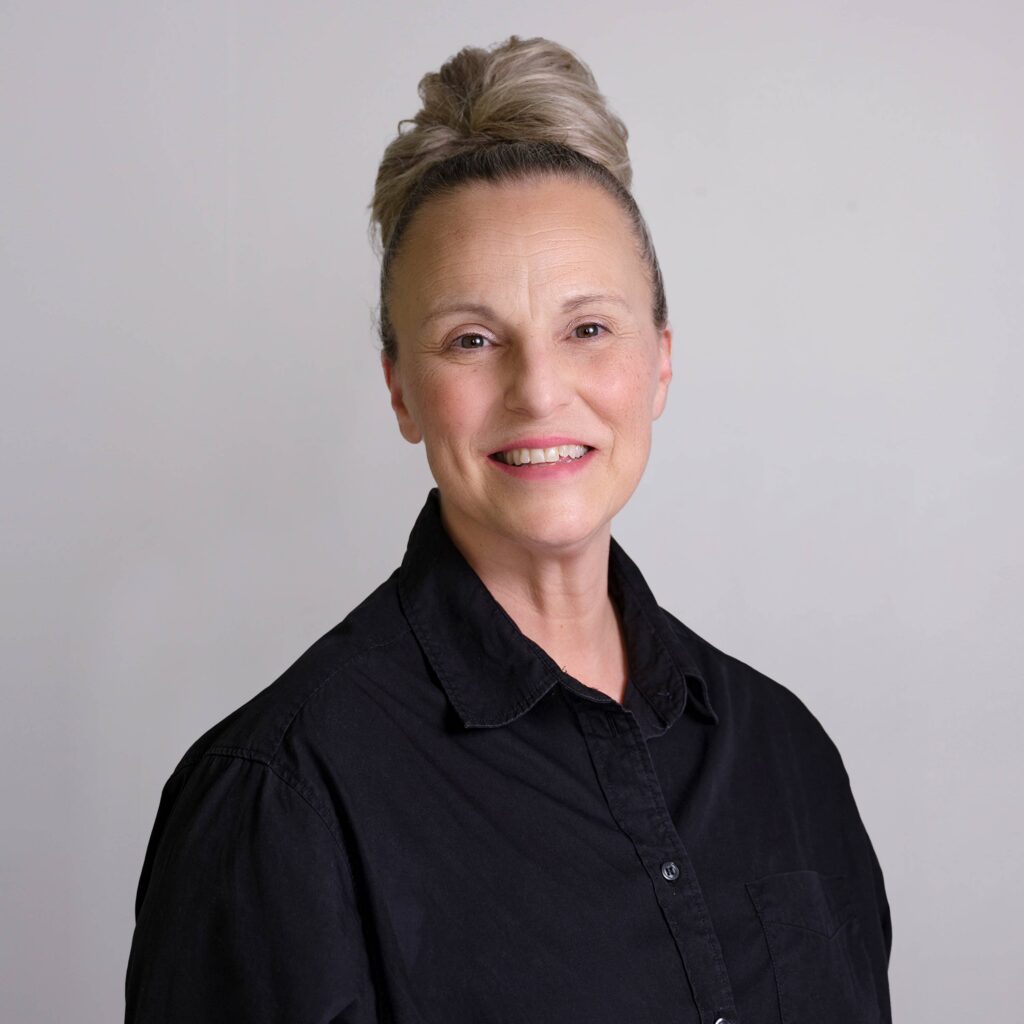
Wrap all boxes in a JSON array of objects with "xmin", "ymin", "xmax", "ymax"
[{"xmin": 125, "ymin": 486, "xmax": 892, "ymax": 1023}]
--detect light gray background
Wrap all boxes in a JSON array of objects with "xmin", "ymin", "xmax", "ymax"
[{"xmin": 2, "ymin": 1, "xmax": 1020, "ymax": 1020}]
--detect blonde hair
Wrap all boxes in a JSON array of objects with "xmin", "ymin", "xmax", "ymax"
[{"xmin": 368, "ymin": 35, "xmax": 667, "ymax": 362}]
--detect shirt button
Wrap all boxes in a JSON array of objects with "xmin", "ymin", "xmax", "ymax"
[{"xmin": 660, "ymin": 860, "xmax": 680, "ymax": 881}]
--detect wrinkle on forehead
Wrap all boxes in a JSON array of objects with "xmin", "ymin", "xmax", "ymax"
[{"xmin": 391, "ymin": 179, "xmax": 647, "ymax": 327}]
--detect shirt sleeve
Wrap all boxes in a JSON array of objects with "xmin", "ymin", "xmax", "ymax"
[
  {"xmin": 863, "ymin": 815, "xmax": 893, "ymax": 964},
  {"xmin": 125, "ymin": 751, "xmax": 378, "ymax": 1023}
]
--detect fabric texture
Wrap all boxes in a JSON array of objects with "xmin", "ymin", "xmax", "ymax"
[{"xmin": 125, "ymin": 486, "xmax": 892, "ymax": 1023}]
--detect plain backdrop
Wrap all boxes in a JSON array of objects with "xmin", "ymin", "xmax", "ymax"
[{"xmin": 2, "ymin": 1, "xmax": 1021, "ymax": 1020}]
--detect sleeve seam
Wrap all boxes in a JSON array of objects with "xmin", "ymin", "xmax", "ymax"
[{"xmin": 195, "ymin": 747, "xmax": 359, "ymax": 884}]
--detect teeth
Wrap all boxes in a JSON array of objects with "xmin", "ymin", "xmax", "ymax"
[{"xmin": 495, "ymin": 444, "xmax": 590, "ymax": 466}]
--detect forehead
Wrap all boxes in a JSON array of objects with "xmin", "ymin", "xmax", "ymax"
[{"xmin": 390, "ymin": 176, "xmax": 646, "ymax": 316}]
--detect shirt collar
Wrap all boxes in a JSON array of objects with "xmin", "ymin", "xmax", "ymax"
[{"xmin": 397, "ymin": 487, "xmax": 718, "ymax": 731}]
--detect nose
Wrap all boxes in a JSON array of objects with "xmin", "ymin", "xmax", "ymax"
[{"xmin": 502, "ymin": 338, "xmax": 573, "ymax": 419}]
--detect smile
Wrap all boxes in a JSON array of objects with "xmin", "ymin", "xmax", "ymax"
[
  {"xmin": 487, "ymin": 445, "xmax": 598, "ymax": 479},
  {"xmin": 491, "ymin": 444, "xmax": 593, "ymax": 466}
]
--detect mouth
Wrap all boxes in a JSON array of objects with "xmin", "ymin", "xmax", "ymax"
[{"xmin": 489, "ymin": 444, "xmax": 595, "ymax": 467}]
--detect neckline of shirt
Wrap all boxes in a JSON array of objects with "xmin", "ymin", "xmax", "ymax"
[{"xmin": 396, "ymin": 487, "xmax": 718, "ymax": 731}]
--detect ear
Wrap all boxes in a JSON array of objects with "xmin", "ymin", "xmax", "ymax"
[
  {"xmin": 651, "ymin": 325, "xmax": 673, "ymax": 421},
  {"xmin": 381, "ymin": 352, "xmax": 423, "ymax": 444}
]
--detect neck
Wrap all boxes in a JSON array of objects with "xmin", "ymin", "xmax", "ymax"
[{"xmin": 438, "ymin": 494, "xmax": 630, "ymax": 703}]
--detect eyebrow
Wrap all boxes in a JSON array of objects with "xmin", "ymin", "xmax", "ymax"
[{"xmin": 419, "ymin": 292, "xmax": 630, "ymax": 328}]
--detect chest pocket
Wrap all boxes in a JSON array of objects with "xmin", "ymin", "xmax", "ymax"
[{"xmin": 746, "ymin": 870, "xmax": 881, "ymax": 1024}]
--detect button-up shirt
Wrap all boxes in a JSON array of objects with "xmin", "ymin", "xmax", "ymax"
[{"xmin": 125, "ymin": 486, "xmax": 893, "ymax": 1023}]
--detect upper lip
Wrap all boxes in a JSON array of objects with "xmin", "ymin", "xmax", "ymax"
[{"xmin": 490, "ymin": 436, "xmax": 594, "ymax": 455}]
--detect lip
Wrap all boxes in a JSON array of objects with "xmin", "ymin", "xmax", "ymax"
[{"xmin": 489, "ymin": 436, "xmax": 594, "ymax": 455}]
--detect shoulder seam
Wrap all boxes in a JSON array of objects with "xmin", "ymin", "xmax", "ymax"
[{"xmin": 265, "ymin": 625, "xmax": 411, "ymax": 759}]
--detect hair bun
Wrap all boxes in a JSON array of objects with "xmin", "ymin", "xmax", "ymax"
[{"xmin": 370, "ymin": 35, "xmax": 632, "ymax": 255}]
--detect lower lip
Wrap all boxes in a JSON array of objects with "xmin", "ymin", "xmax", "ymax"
[{"xmin": 488, "ymin": 448, "xmax": 598, "ymax": 479}]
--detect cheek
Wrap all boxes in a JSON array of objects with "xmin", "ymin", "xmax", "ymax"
[
  {"xmin": 596, "ymin": 353, "xmax": 659, "ymax": 431},
  {"xmin": 417, "ymin": 369, "xmax": 490, "ymax": 451}
]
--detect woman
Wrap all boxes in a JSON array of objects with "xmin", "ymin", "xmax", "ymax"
[{"xmin": 125, "ymin": 35, "xmax": 892, "ymax": 1024}]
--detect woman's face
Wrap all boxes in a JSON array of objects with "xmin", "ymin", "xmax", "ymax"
[{"xmin": 383, "ymin": 175, "xmax": 672, "ymax": 556}]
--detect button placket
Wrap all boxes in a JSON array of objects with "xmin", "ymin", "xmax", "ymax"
[{"xmin": 570, "ymin": 700, "xmax": 738, "ymax": 1023}]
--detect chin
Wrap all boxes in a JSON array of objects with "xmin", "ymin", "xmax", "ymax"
[{"xmin": 498, "ymin": 500, "xmax": 606, "ymax": 550}]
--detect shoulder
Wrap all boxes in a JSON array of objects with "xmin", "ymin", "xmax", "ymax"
[
  {"xmin": 170, "ymin": 567, "xmax": 416, "ymax": 777},
  {"xmin": 132, "ymin": 574, "xmax": 422, "ymax": 932},
  {"xmin": 661, "ymin": 607, "xmax": 850, "ymax": 780}
]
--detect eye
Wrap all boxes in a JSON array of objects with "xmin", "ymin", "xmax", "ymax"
[
  {"xmin": 450, "ymin": 333, "xmax": 492, "ymax": 351},
  {"xmin": 573, "ymin": 322, "xmax": 608, "ymax": 340}
]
